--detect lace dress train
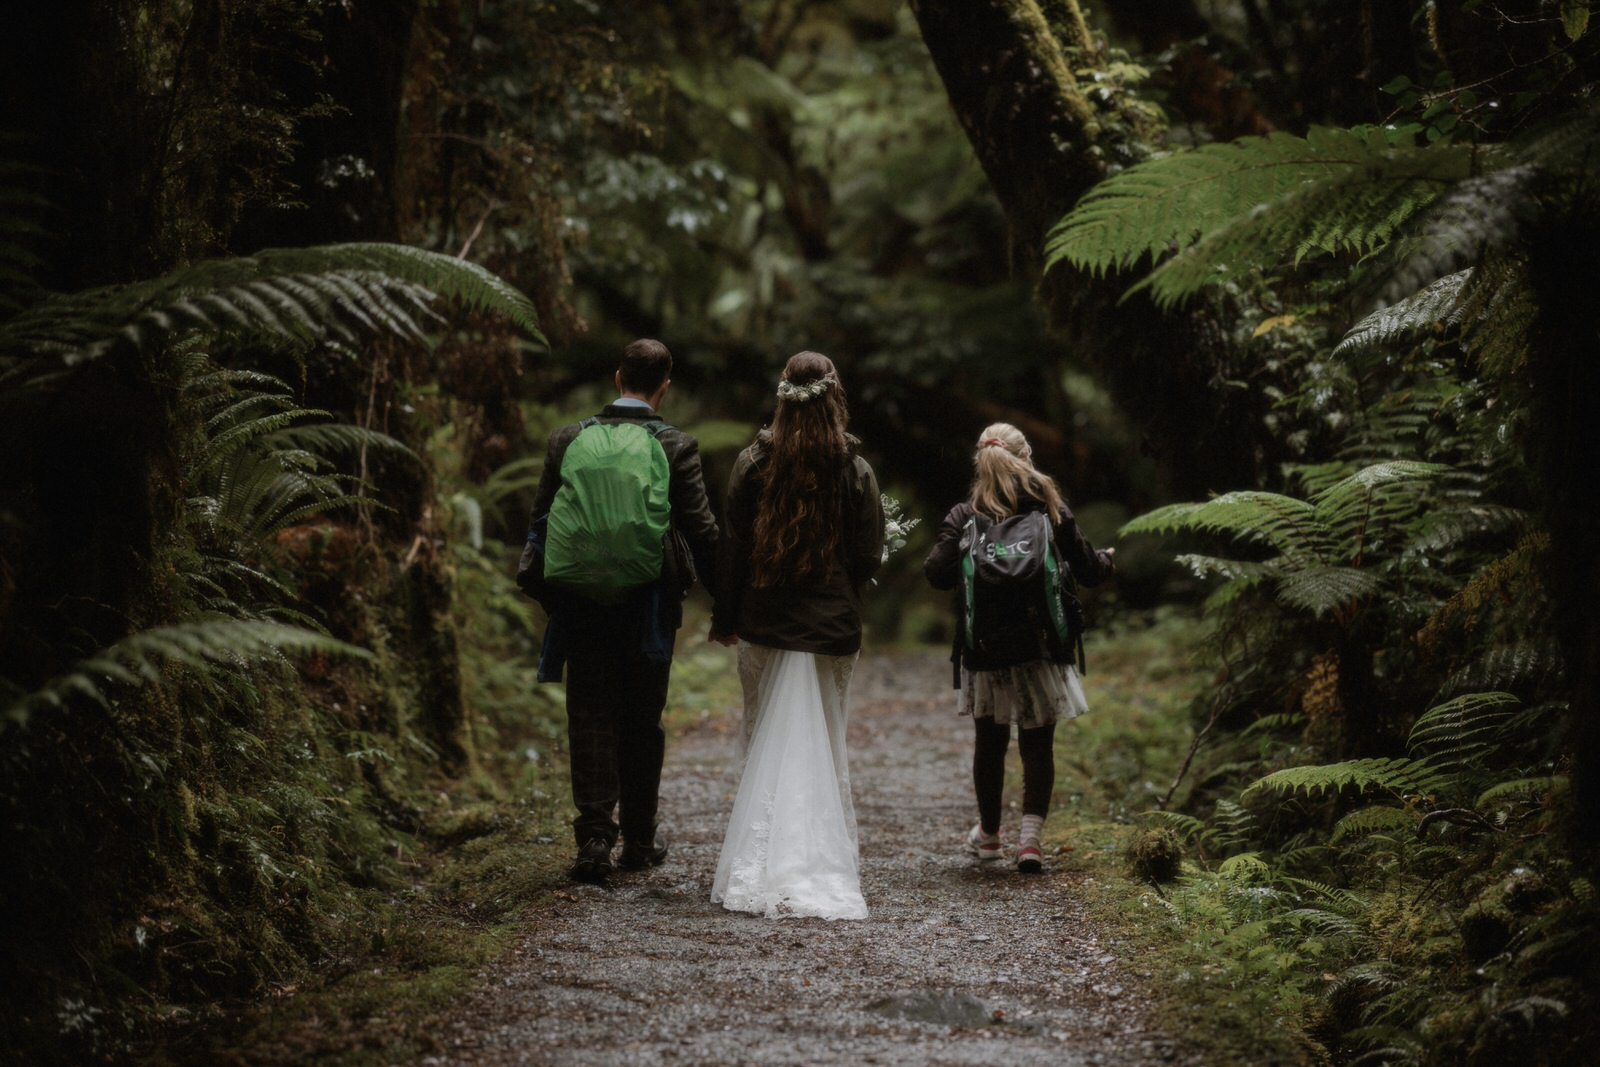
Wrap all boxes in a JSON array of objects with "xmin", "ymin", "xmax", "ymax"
[{"xmin": 711, "ymin": 646, "xmax": 866, "ymax": 920}]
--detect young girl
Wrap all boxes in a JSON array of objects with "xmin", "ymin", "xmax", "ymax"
[{"xmin": 924, "ymin": 423, "xmax": 1115, "ymax": 873}]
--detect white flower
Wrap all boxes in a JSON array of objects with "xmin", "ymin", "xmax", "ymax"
[
  {"xmin": 879, "ymin": 493, "xmax": 921, "ymax": 565},
  {"xmin": 776, "ymin": 375, "xmax": 836, "ymax": 403}
]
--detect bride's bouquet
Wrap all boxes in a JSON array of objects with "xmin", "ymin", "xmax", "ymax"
[{"xmin": 880, "ymin": 494, "xmax": 921, "ymax": 566}]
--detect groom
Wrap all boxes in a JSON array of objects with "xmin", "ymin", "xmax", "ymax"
[{"xmin": 518, "ymin": 339, "xmax": 720, "ymax": 885}]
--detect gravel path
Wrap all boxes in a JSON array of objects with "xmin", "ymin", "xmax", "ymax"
[{"xmin": 427, "ymin": 653, "xmax": 1189, "ymax": 1067}]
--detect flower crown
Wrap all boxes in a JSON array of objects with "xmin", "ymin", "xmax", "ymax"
[{"xmin": 776, "ymin": 374, "xmax": 836, "ymax": 403}]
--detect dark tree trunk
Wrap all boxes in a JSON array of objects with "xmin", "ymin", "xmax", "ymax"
[
  {"xmin": 1524, "ymin": 213, "xmax": 1600, "ymax": 856},
  {"xmin": 907, "ymin": 0, "xmax": 1271, "ymax": 495}
]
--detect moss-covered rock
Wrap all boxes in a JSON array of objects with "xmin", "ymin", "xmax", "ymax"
[{"xmin": 1126, "ymin": 827, "xmax": 1183, "ymax": 883}]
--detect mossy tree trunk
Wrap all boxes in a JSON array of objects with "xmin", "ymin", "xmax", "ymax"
[{"xmin": 907, "ymin": 0, "xmax": 1272, "ymax": 495}]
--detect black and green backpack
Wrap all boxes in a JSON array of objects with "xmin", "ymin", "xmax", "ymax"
[{"xmin": 957, "ymin": 510, "xmax": 1085, "ymax": 675}]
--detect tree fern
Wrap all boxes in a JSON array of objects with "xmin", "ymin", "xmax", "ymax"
[
  {"xmin": 1334, "ymin": 270, "xmax": 1470, "ymax": 359},
  {"xmin": 1046, "ymin": 126, "xmax": 1472, "ymax": 307},
  {"xmin": 0, "ymin": 242, "xmax": 543, "ymax": 393},
  {"xmin": 1275, "ymin": 566, "xmax": 1382, "ymax": 615},
  {"xmin": 1123, "ymin": 461, "xmax": 1447, "ymax": 617},
  {"xmin": 2, "ymin": 620, "xmax": 370, "ymax": 730},
  {"xmin": 1121, "ymin": 491, "xmax": 1333, "ymax": 562},
  {"xmin": 1369, "ymin": 165, "xmax": 1536, "ymax": 307}
]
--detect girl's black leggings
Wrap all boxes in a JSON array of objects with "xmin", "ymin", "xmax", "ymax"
[{"xmin": 973, "ymin": 717, "xmax": 1055, "ymax": 833}]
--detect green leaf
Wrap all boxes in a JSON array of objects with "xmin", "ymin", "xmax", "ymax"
[{"xmin": 1562, "ymin": 0, "xmax": 1590, "ymax": 41}]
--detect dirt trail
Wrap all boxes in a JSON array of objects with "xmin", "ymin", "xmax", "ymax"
[{"xmin": 427, "ymin": 654, "xmax": 1190, "ymax": 1067}]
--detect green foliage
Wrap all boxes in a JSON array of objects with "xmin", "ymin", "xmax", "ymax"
[
  {"xmin": 1123, "ymin": 460, "xmax": 1447, "ymax": 617},
  {"xmin": 1332, "ymin": 270, "xmax": 1469, "ymax": 358},
  {"xmin": 1330, "ymin": 805, "xmax": 1419, "ymax": 842},
  {"xmin": 184, "ymin": 362, "xmax": 414, "ymax": 550},
  {"xmin": 1046, "ymin": 126, "xmax": 1470, "ymax": 307},
  {"xmin": 0, "ymin": 243, "xmax": 544, "ymax": 393},
  {"xmin": 1243, "ymin": 758, "xmax": 1448, "ymax": 801},
  {"xmin": 1, "ymin": 620, "xmax": 369, "ymax": 730}
]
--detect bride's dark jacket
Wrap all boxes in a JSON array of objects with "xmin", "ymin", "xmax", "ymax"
[{"xmin": 712, "ymin": 429, "xmax": 885, "ymax": 656}]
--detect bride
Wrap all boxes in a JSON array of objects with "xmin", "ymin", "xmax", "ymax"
[{"xmin": 709, "ymin": 352, "xmax": 885, "ymax": 920}]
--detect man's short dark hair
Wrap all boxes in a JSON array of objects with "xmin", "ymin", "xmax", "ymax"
[{"xmin": 619, "ymin": 338, "xmax": 672, "ymax": 395}]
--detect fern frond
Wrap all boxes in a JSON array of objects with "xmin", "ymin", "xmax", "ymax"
[
  {"xmin": 1241, "ymin": 711, "xmax": 1306, "ymax": 737},
  {"xmin": 1326, "ymin": 960, "xmax": 1402, "ymax": 999},
  {"xmin": 3, "ymin": 620, "xmax": 370, "ymax": 730},
  {"xmin": 1475, "ymin": 775, "xmax": 1569, "ymax": 810},
  {"xmin": 0, "ymin": 243, "xmax": 542, "ymax": 393},
  {"xmin": 1217, "ymin": 851, "xmax": 1270, "ymax": 881},
  {"xmin": 1311, "ymin": 460, "xmax": 1447, "ymax": 535},
  {"xmin": 1275, "ymin": 566, "xmax": 1381, "ymax": 616},
  {"xmin": 1407, "ymin": 504, "xmax": 1529, "ymax": 553},
  {"xmin": 1243, "ymin": 758, "xmax": 1449, "ymax": 801},
  {"xmin": 1141, "ymin": 810, "xmax": 1207, "ymax": 839},
  {"xmin": 1043, "ymin": 126, "xmax": 1465, "ymax": 283},
  {"xmin": 1210, "ymin": 798, "xmax": 1258, "ymax": 850},
  {"xmin": 263, "ymin": 422, "xmax": 416, "ymax": 462},
  {"xmin": 1121, "ymin": 491, "xmax": 1334, "ymax": 562},
  {"xmin": 1284, "ymin": 877, "xmax": 1369, "ymax": 913},
  {"xmin": 1372, "ymin": 165, "xmax": 1536, "ymax": 306},
  {"xmin": 1281, "ymin": 906, "xmax": 1366, "ymax": 940},
  {"xmin": 1439, "ymin": 641, "xmax": 1565, "ymax": 698},
  {"xmin": 1334, "ymin": 270, "xmax": 1470, "ymax": 358},
  {"xmin": 253, "ymin": 244, "xmax": 541, "ymax": 338},
  {"xmin": 1331, "ymin": 805, "xmax": 1418, "ymax": 841},
  {"xmin": 1457, "ymin": 252, "xmax": 1538, "ymax": 377},
  {"xmin": 1131, "ymin": 154, "xmax": 1462, "ymax": 308},
  {"xmin": 1175, "ymin": 554, "xmax": 1275, "ymax": 582},
  {"xmin": 1415, "ymin": 531, "xmax": 1548, "ymax": 654},
  {"xmin": 1406, "ymin": 691, "xmax": 1521, "ymax": 767}
]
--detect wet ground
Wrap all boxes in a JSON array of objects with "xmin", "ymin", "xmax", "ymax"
[{"xmin": 426, "ymin": 654, "xmax": 1191, "ymax": 1067}]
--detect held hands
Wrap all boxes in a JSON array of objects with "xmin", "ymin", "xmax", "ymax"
[{"xmin": 708, "ymin": 628, "xmax": 739, "ymax": 647}]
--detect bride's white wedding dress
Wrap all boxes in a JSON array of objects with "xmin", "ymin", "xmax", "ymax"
[{"xmin": 711, "ymin": 646, "xmax": 867, "ymax": 920}]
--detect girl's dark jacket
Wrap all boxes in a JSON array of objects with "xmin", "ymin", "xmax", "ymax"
[
  {"xmin": 923, "ymin": 497, "xmax": 1114, "ymax": 673},
  {"xmin": 712, "ymin": 430, "xmax": 885, "ymax": 656}
]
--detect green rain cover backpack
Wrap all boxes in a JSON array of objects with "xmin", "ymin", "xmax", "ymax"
[{"xmin": 543, "ymin": 417, "xmax": 672, "ymax": 604}]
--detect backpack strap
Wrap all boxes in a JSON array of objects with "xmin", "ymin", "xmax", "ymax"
[{"xmin": 641, "ymin": 419, "xmax": 672, "ymax": 438}]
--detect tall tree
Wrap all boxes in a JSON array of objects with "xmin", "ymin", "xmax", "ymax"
[{"xmin": 907, "ymin": 0, "xmax": 1271, "ymax": 493}]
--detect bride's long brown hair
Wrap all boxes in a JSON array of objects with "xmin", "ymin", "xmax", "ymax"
[{"xmin": 751, "ymin": 351, "xmax": 851, "ymax": 587}]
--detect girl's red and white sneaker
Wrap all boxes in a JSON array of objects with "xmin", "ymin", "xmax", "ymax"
[
  {"xmin": 967, "ymin": 824, "xmax": 1003, "ymax": 862},
  {"xmin": 1016, "ymin": 843, "xmax": 1044, "ymax": 874}
]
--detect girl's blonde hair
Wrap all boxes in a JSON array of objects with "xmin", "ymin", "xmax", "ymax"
[{"xmin": 968, "ymin": 422, "xmax": 1065, "ymax": 523}]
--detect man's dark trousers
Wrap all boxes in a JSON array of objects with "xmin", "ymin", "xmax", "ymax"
[{"xmin": 563, "ymin": 624, "xmax": 672, "ymax": 848}]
